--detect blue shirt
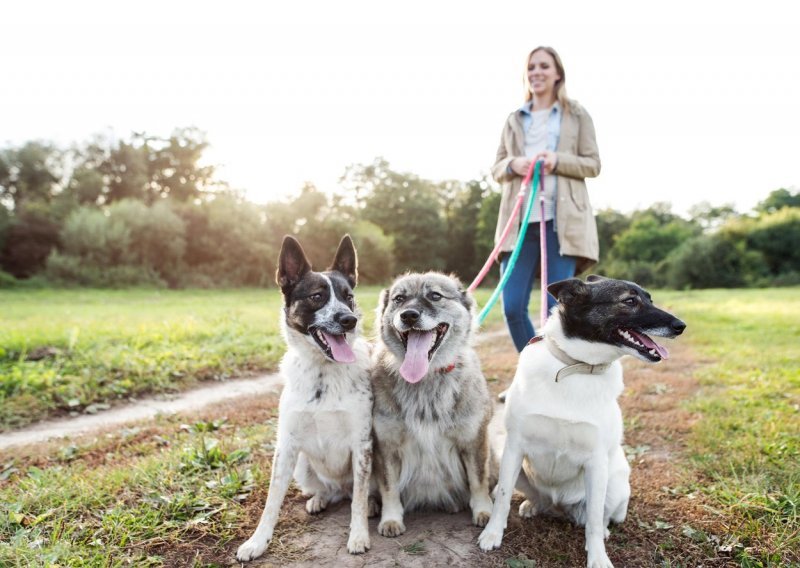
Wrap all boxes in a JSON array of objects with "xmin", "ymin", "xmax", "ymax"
[{"xmin": 519, "ymin": 101, "xmax": 561, "ymax": 152}]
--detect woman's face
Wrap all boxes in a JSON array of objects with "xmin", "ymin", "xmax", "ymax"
[{"xmin": 527, "ymin": 50, "xmax": 560, "ymax": 99}]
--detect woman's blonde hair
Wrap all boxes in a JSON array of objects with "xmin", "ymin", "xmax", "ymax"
[{"xmin": 523, "ymin": 46, "xmax": 569, "ymax": 111}]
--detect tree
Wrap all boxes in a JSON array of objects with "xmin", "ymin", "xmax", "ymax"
[
  {"xmin": 664, "ymin": 233, "xmax": 768, "ymax": 289},
  {"xmin": 595, "ymin": 208, "xmax": 631, "ymax": 261},
  {"xmin": 687, "ymin": 201, "xmax": 738, "ymax": 232},
  {"xmin": 147, "ymin": 128, "xmax": 216, "ymax": 201},
  {"xmin": 0, "ymin": 207, "xmax": 60, "ymax": 278},
  {"xmin": 755, "ymin": 188, "xmax": 800, "ymax": 214},
  {"xmin": 441, "ymin": 178, "xmax": 492, "ymax": 282},
  {"xmin": 745, "ymin": 208, "xmax": 800, "ymax": 275},
  {"xmin": 343, "ymin": 159, "xmax": 448, "ymax": 273},
  {"xmin": 100, "ymin": 141, "xmax": 150, "ymax": 203},
  {"xmin": 0, "ymin": 142, "xmax": 61, "ymax": 209}
]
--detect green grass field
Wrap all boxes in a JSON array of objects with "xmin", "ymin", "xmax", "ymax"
[
  {"xmin": 0, "ymin": 287, "xmax": 503, "ymax": 430},
  {"xmin": 1, "ymin": 286, "xmax": 798, "ymax": 566}
]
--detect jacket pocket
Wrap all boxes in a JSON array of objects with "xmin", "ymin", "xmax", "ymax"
[{"xmin": 568, "ymin": 179, "xmax": 588, "ymax": 212}]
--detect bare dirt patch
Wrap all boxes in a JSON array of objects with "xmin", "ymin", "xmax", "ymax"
[
  {"xmin": 215, "ymin": 332, "xmax": 727, "ymax": 567},
  {"xmin": 1, "ymin": 327, "xmax": 730, "ymax": 567}
]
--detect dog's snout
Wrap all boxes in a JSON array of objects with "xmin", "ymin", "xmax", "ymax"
[
  {"xmin": 400, "ymin": 309, "xmax": 420, "ymax": 325},
  {"xmin": 336, "ymin": 313, "xmax": 358, "ymax": 331},
  {"xmin": 671, "ymin": 318, "xmax": 686, "ymax": 335}
]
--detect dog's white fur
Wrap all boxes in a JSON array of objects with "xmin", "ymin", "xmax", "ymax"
[
  {"xmin": 478, "ymin": 313, "xmax": 631, "ymax": 568},
  {"xmin": 237, "ymin": 276, "xmax": 373, "ymax": 561}
]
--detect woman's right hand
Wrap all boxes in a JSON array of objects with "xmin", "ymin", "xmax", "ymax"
[{"xmin": 510, "ymin": 157, "xmax": 533, "ymax": 176}]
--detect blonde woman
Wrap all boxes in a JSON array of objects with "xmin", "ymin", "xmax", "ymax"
[{"xmin": 492, "ymin": 46, "xmax": 601, "ymax": 352}]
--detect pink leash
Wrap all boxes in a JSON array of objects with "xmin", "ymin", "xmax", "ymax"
[
  {"xmin": 467, "ymin": 160, "xmax": 550, "ymax": 329},
  {"xmin": 467, "ymin": 161, "xmax": 538, "ymax": 293},
  {"xmin": 539, "ymin": 184, "xmax": 548, "ymax": 328}
]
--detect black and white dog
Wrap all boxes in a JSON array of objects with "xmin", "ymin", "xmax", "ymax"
[
  {"xmin": 237, "ymin": 235, "xmax": 373, "ymax": 561},
  {"xmin": 479, "ymin": 275, "xmax": 685, "ymax": 568}
]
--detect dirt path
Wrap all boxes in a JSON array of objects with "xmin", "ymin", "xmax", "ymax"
[
  {"xmin": 0, "ymin": 328, "xmax": 509, "ymax": 451},
  {"xmin": 223, "ymin": 331, "xmax": 719, "ymax": 568},
  {"xmin": 1, "ymin": 326, "xmax": 722, "ymax": 566}
]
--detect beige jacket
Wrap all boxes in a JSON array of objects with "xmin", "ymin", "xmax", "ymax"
[{"xmin": 492, "ymin": 99, "xmax": 600, "ymax": 274}]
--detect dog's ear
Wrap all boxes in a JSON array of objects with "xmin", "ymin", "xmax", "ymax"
[
  {"xmin": 328, "ymin": 234, "xmax": 358, "ymax": 288},
  {"xmin": 586, "ymin": 274, "xmax": 608, "ymax": 283},
  {"xmin": 378, "ymin": 287, "xmax": 390, "ymax": 316},
  {"xmin": 547, "ymin": 278, "xmax": 589, "ymax": 305},
  {"xmin": 276, "ymin": 235, "xmax": 312, "ymax": 293}
]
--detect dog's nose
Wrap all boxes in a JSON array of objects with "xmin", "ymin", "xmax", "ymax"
[
  {"xmin": 400, "ymin": 309, "xmax": 420, "ymax": 325},
  {"xmin": 671, "ymin": 319, "xmax": 686, "ymax": 335},
  {"xmin": 336, "ymin": 313, "xmax": 358, "ymax": 331}
]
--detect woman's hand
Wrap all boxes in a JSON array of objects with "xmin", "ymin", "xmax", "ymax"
[
  {"xmin": 533, "ymin": 150, "xmax": 558, "ymax": 175},
  {"xmin": 510, "ymin": 157, "xmax": 534, "ymax": 176}
]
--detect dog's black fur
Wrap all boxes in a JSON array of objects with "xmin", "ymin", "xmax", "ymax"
[
  {"xmin": 277, "ymin": 235, "xmax": 359, "ymax": 359},
  {"xmin": 548, "ymin": 274, "xmax": 686, "ymax": 362}
]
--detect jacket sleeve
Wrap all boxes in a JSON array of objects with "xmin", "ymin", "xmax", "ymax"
[
  {"xmin": 491, "ymin": 118, "xmax": 516, "ymax": 183},
  {"xmin": 554, "ymin": 108, "xmax": 601, "ymax": 180}
]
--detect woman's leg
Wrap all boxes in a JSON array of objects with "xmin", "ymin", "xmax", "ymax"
[
  {"xmin": 501, "ymin": 227, "xmax": 540, "ymax": 352},
  {"xmin": 544, "ymin": 220, "xmax": 577, "ymax": 313}
]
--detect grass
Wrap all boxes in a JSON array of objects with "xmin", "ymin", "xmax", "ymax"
[
  {"xmin": 0, "ymin": 411, "xmax": 279, "ymax": 567},
  {"xmin": 2, "ymin": 286, "xmax": 797, "ymax": 566},
  {"xmin": 0, "ymin": 287, "xmax": 501, "ymax": 431},
  {"xmin": 657, "ymin": 287, "xmax": 800, "ymax": 566}
]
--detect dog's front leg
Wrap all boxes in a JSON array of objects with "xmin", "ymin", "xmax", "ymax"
[
  {"xmin": 374, "ymin": 445, "xmax": 405, "ymax": 537},
  {"xmin": 460, "ymin": 425, "xmax": 493, "ymax": 527},
  {"xmin": 478, "ymin": 435, "xmax": 523, "ymax": 551},
  {"xmin": 584, "ymin": 453, "xmax": 613, "ymax": 568},
  {"xmin": 347, "ymin": 435, "xmax": 372, "ymax": 554},
  {"xmin": 236, "ymin": 443, "xmax": 299, "ymax": 562}
]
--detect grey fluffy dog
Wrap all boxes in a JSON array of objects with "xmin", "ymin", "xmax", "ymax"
[{"xmin": 370, "ymin": 272, "xmax": 494, "ymax": 537}]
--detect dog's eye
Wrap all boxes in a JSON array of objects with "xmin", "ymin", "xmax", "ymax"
[
  {"xmin": 622, "ymin": 297, "xmax": 637, "ymax": 306},
  {"xmin": 429, "ymin": 292, "xmax": 443, "ymax": 301},
  {"xmin": 346, "ymin": 294, "xmax": 354, "ymax": 304},
  {"xmin": 393, "ymin": 294, "xmax": 405, "ymax": 305},
  {"xmin": 310, "ymin": 293, "xmax": 323, "ymax": 301}
]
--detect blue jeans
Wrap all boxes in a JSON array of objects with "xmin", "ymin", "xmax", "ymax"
[{"xmin": 500, "ymin": 220, "xmax": 576, "ymax": 352}]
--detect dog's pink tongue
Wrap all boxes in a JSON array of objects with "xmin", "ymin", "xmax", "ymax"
[
  {"xmin": 399, "ymin": 330, "xmax": 434, "ymax": 383},
  {"xmin": 630, "ymin": 330, "xmax": 669, "ymax": 359},
  {"xmin": 322, "ymin": 332, "xmax": 356, "ymax": 363}
]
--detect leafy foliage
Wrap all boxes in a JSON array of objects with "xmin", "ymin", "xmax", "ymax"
[{"xmin": 0, "ymin": 131, "xmax": 798, "ymax": 290}]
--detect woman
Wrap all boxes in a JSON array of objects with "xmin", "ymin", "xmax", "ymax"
[{"xmin": 492, "ymin": 46, "xmax": 601, "ymax": 352}]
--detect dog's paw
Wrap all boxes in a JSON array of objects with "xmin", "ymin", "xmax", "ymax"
[
  {"xmin": 477, "ymin": 527, "xmax": 503, "ymax": 551},
  {"xmin": 378, "ymin": 518, "xmax": 406, "ymax": 537},
  {"xmin": 305, "ymin": 494, "xmax": 328, "ymax": 514},
  {"xmin": 347, "ymin": 530, "xmax": 370, "ymax": 554},
  {"xmin": 473, "ymin": 509, "xmax": 491, "ymax": 527},
  {"xmin": 587, "ymin": 546, "xmax": 614, "ymax": 568},
  {"xmin": 367, "ymin": 496, "xmax": 381, "ymax": 518},
  {"xmin": 236, "ymin": 535, "xmax": 270, "ymax": 562},
  {"xmin": 519, "ymin": 499, "xmax": 538, "ymax": 518}
]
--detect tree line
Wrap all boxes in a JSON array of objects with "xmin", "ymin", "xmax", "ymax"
[{"xmin": 1, "ymin": 129, "xmax": 798, "ymax": 289}]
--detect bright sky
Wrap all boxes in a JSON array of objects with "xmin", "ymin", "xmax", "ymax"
[{"xmin": 3, "ymin": 1, "xmax": 798, "ymax": 215}]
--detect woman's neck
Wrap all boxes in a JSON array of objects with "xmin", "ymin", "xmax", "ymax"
[{"xmin": 531, "ymin": 93, "xmax": 556, "ymax": 111}]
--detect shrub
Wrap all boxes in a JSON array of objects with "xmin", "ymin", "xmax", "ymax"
[
  {"xmin": 663, "ymin": 233, "xmax": 768, "ymax": 289},
  {"xmin": 45, "ymin": 251, "xmax": 166, "ymax": 288}
]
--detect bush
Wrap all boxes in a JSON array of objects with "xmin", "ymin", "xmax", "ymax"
[
  {"xmin": 0, "ymin": 209, "xmax": 60, "ymax": 278},
  {"xmin": 663, "ymin": 233, "xmax": 769, "ymax": 289},
  {"xmin": 45, "ymin": 251, "xmax": 166, "ymax": 288},
  {"xmin": 0, "ymin": 270, "xmax": 18, "ymax": 288},
  {"xmin": 745, "ymin": 208, "xmax": 800, "ymax": 276},
  {"xmin": 176, "ymin": 196, "xmax": 275, "ymax": 287}
]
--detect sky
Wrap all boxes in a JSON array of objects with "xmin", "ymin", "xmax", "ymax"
[{"xmin": 3, "ymin": 1, "xmax": 798, "ymax": 216}]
